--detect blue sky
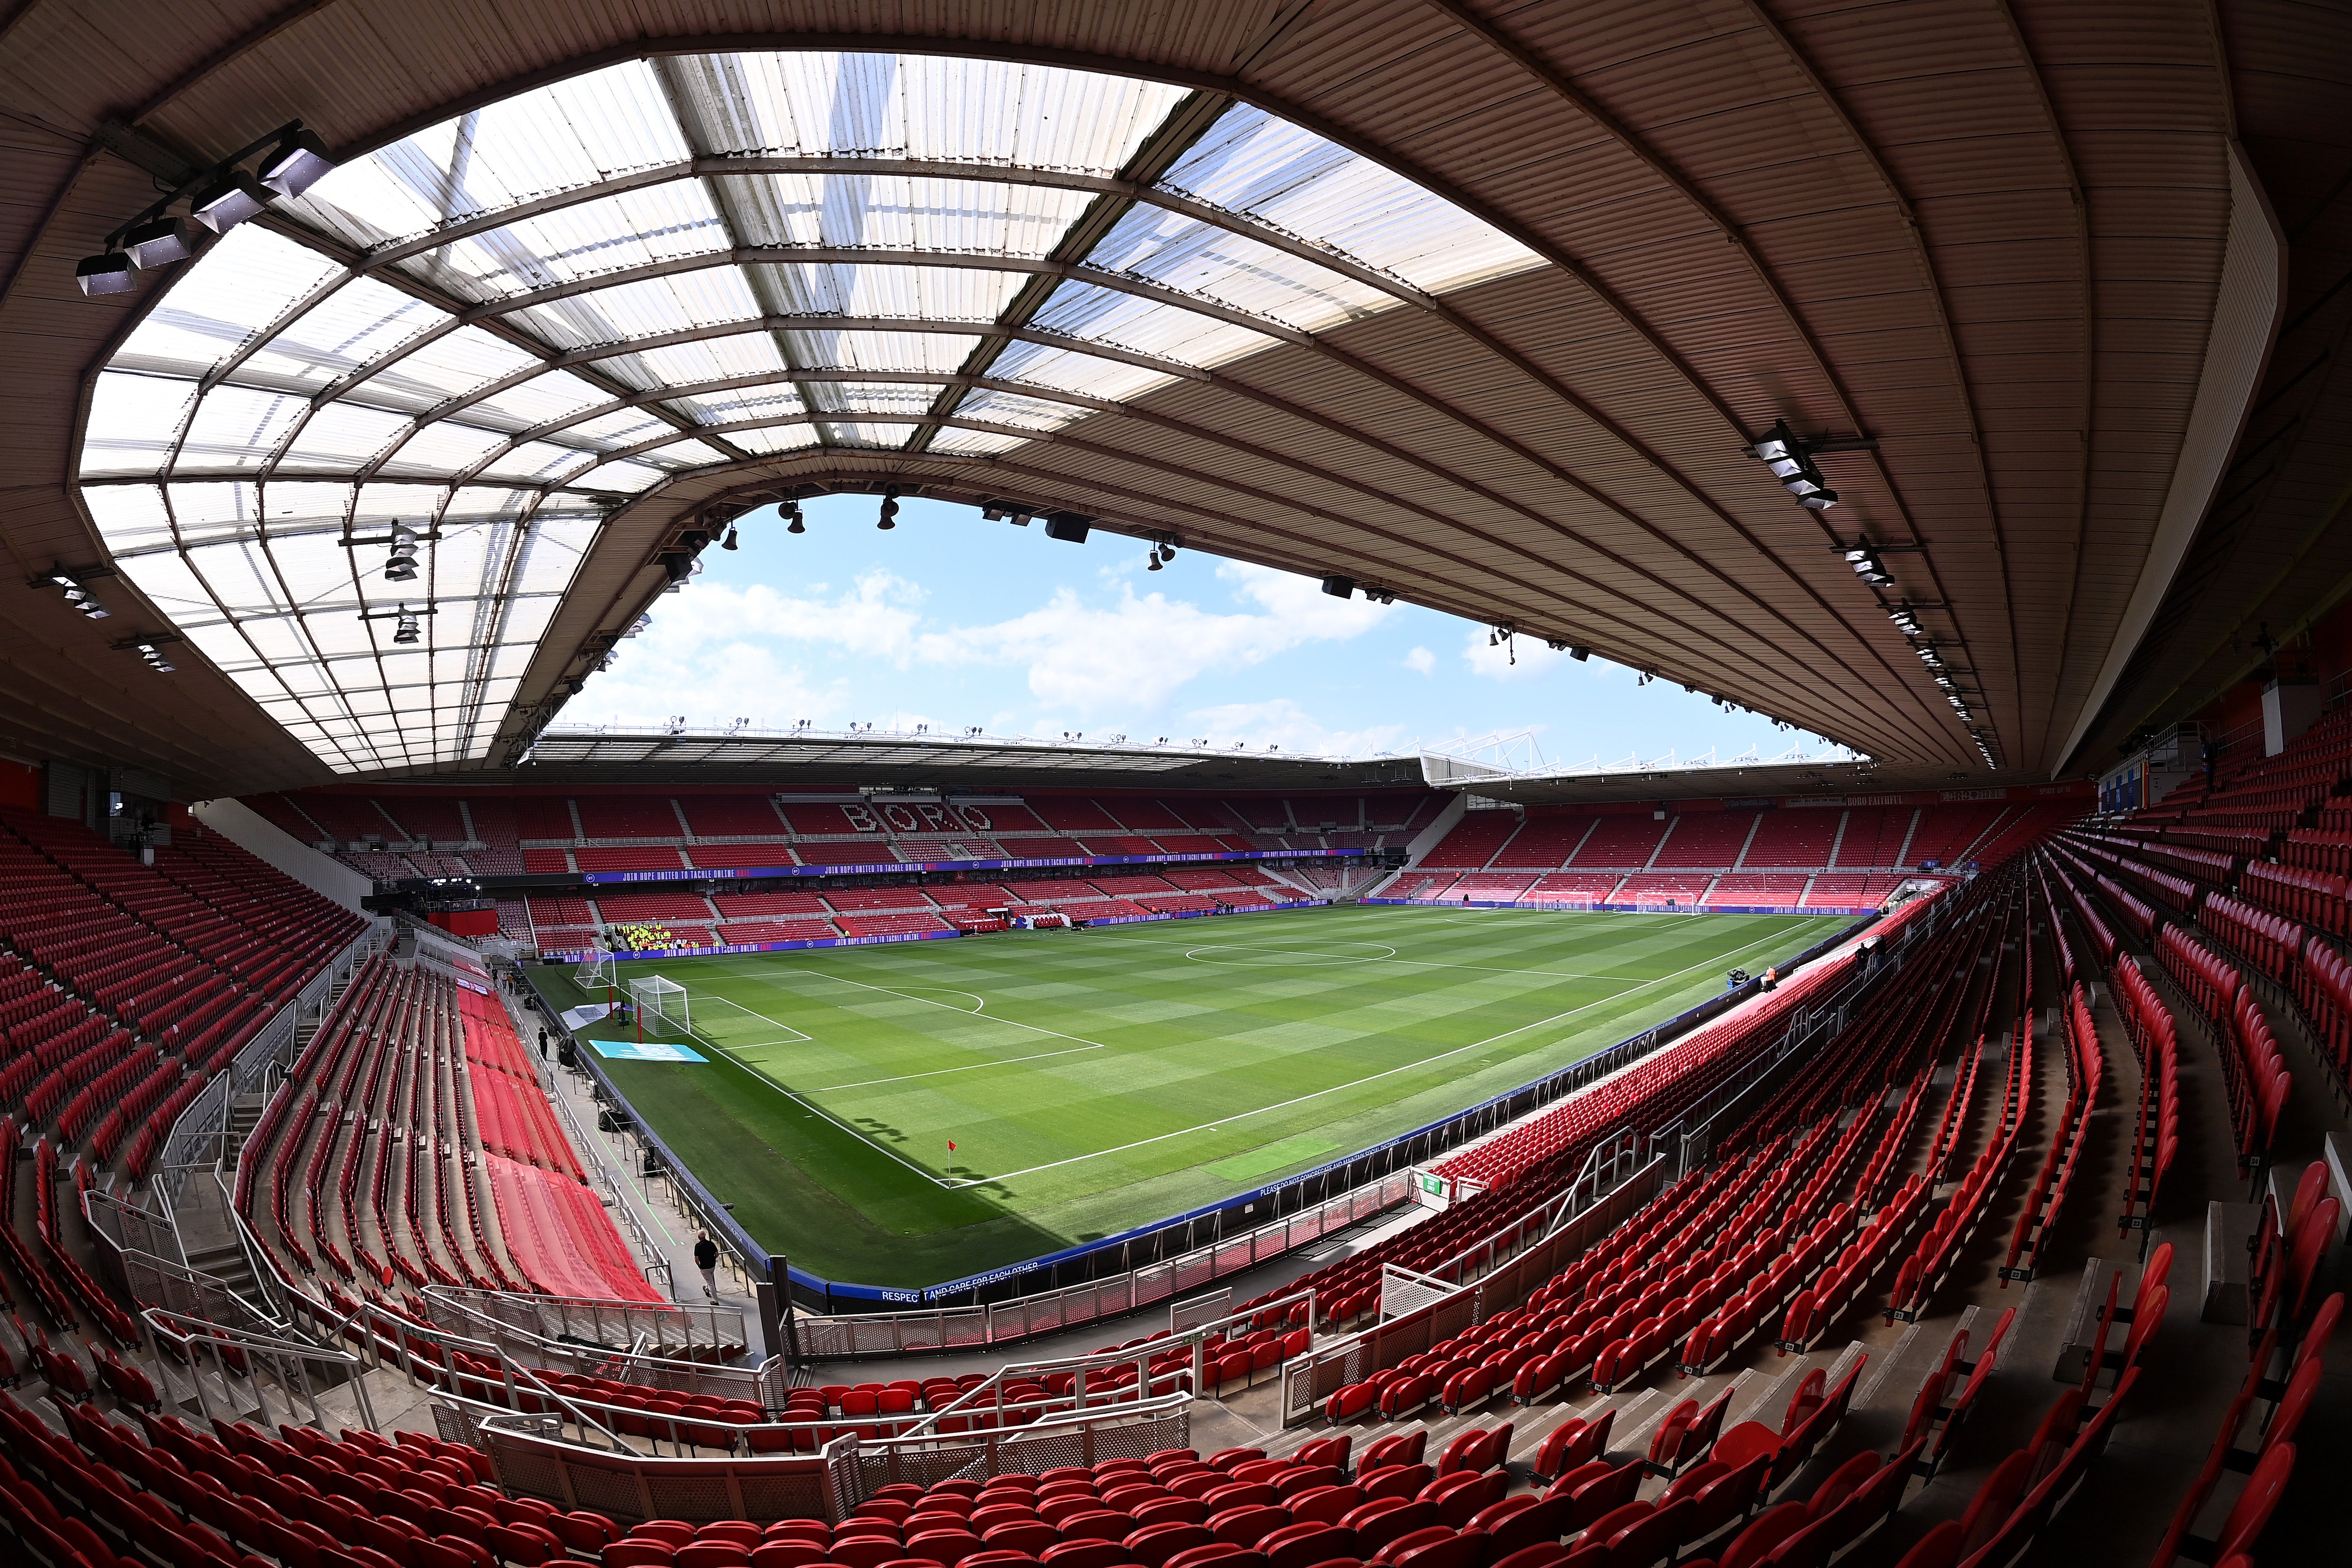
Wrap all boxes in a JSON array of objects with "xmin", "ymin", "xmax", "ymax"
[{"xmin": 576, "ymin": 493, "xmax": 1848, "ymax": 764}]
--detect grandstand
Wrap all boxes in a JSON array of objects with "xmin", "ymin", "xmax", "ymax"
[{"xmin": 0, "ymin": 5, "xmax": 2343, "ymax": 1567}]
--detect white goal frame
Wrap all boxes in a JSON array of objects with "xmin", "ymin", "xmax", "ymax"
[
  {"xmin": 629, "ymin": 975, "xmax": 690, "ymax": 1036},
  {"xmin": 574, "ymin": 947, "xmax": 613, "ymax": 988}
]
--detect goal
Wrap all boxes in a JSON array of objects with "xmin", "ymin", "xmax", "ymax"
[
  {"xmin": 573, "ymin": 947, "xmax": 613, "ymax": 989},
  {"xmin": 629, "ymin": 975, "xmax": 690, "ymax": 1037}
]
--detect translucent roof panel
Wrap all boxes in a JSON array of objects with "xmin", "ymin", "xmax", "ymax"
[
  {"xmin": 1155, "ymin": 106, "xmax": 1544, "ymax": 295},
  {"xmin": 77, "ymin": 50, "xmax": 1549, "ymax": 775}
]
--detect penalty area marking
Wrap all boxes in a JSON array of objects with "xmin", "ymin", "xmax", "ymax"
[
  {"xmin": 938, "ymin": 923, "xmax": 1812, "ymax": 1189},
  {"xmin": 1180, "ymin": 941, "xmax": 1397, "ymax": 967}
]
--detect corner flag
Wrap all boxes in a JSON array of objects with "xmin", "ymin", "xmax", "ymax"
[{"xmin": 948, "ymin": 1141, "xmax": 956, "ymax": 1151}]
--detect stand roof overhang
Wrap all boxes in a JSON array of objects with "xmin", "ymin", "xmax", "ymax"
[{"xmin": 1, "ymin": 2, "xmax": 2345, "ymax": 800}]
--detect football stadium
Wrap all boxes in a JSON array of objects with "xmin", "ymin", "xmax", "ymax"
[{"xmin": 0, "ymin": 5, "xmax": 2345, "ymax": 1568}]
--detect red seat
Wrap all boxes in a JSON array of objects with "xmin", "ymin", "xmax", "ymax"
[
  {"xmin": 1126, "ymin": 1524, "xmax": 1214, "ymax": 1568},
  {"xmin": 1037, "ymin": 1545, "xmax": 1126, "ymax": 1568},
  {"xmin": 679, "ymin": 1546, "xmax": 751, "ymax": 1568}
]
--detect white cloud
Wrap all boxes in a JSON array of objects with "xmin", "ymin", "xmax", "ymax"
[
  {"xmin": 577, "ymin": 556, "xmax": 1405, "ymax": 729},
  {"xmin": 584, "ymin": 639, "xmax": 841, "ymax": 731},
  {"xmin": 1462, "ymin": 627, "xmax": 1579, "ymax": 681},
  {"xmin": 911, "ymin": 563, "xmax": 1396, "ymax": 715},
  {"xmin": 1403, "ymin": 646, "xmax": 1436, "ymax": 676},
  {"xmin": 1182, "ymin": 698, "xmax": 1408, "ymax": 757}
]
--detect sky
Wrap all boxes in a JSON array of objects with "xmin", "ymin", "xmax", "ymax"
[{"xmin": 573, "ymin": 493, "xmax": 1852, "ymax": 767}]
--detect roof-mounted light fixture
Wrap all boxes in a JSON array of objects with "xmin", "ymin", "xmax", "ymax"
[
  {"xmin": 40, "ymin": 567, "xmax": 113, "ymax": 619},
  {"xmin": 256, "ymin": 129, "xmax": 335, "ymax": 198},
  {"xmin": 75, "ymin": 119, "xmax": 335, "ymax": 297},
  {"xmin": 111, "ymin": 632, "xmax": 181, "ymax": 673},
  {"xmin": 1751, "ymin": 419, "xmax": 1839, "ymax": 510},
  {"xmin": 1846, "ymin": 547, "xmax": 1895, "ymax": 587},
  {"xmin": 383, "ymin": 525, "xmax": 420, "ymax": 583}
]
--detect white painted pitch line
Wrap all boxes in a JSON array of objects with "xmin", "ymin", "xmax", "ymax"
[
  {"xmin": 695, "ymin": 995, "xmax": 812, "ymax": 1043},
  {"xmin": 937, "ymin": 925, "xmax": 1806, "ymax": 1188},
  {"xmin": 777, "ymin": 968, "xmax": 1118, "ymax": 1053}
]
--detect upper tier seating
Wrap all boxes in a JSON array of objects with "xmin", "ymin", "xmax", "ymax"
[
  {"xmin": 1739, "ymin": 812, "xmax": 1844, "ymax": 868},
  {"xmin": 1420, "ymin": 814, "xmax": 1523, "ymax": 869},
  {"xmin": 680, "ymin": 796, "xmax": 793, "ymax": 836},
  {"xmin": 1567, "ymin": 816, "xmax": 1669, "ymax": 868},
  {"xmin": 377, "ymin": 796, "xmax": 470, "ymax": 845},
  {"xmin": 574, "ymin": 798, "xmax": 687, "ymax": 839},
  {"xmin": 1651, "ymin": 813, "xmax": 1755, "ymax": 868}
]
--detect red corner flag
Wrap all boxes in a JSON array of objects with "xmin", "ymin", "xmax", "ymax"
[{"xmin": 947, "ymin": 1141, "xmax": 957, "ymax": 1151}]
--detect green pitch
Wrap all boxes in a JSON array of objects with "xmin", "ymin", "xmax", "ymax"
[{"xmin": 528, "ymin": 905, "xmax": 1848, "ymax": 1290}]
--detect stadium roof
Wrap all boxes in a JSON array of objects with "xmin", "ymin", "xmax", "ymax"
[{"xmin": 4, "ymin": 3, "xmax": 2346, "ymax": 800}]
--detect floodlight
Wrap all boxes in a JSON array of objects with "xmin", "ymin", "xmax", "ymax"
[
  {"xmin": 75, "ymin": 252, "xmax": 136, "ymax": 296},
  {"xmin": 123, "ymin": 217, "xmax": 199, "ymax": 269},
  {"xmin": 1321, "ymin": 575, "xmax": 1356, "ymax": 599},
  {"xmin": 1797, "ymin": 488, "xmax": 1840, "ymax": 511},
  {"xmin": 1752, "ymin": 422, "xmax": 1796, "ymax": 464},
  {"xmin": 257, "ymin": 130, "xmax": 336, "ymax": 198},
  {"xmin": 1569, "ymin": 646, "xmax": 1591, "ymax": 661},
  {"xmin": 392, "ymin": 610, "xmax": 421, "ymax": 645},
  {"xmin": 190, "ymin": 173, "xmax": 275, "ymax": 233}
]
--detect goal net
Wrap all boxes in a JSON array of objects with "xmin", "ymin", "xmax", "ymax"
[
  {"xmin": 573, "ymin": 947, "xmax": 613, "ymax": 989},
  {"xmin": 629, "ymin": 975, "xmax": 690, "ymax": 1036}
]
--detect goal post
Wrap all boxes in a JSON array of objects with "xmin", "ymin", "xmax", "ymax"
[
  {"xmin": 573, "ymin": 946, "xmax": 613, "ymax": 989},
  {"xmin": 629, "ymin": 975, "xmax": 690, "ymax": 1037}
]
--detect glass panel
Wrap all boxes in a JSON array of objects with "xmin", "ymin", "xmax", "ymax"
[
  {"xmin": 391, "ymin": 183, "xmax": 725, "ymax": 305},
  {"xmin": 813, "ymin": 420, "xmax": 909, "ymax": 449},
  {"xmin": 286, "ymin": 58, "xmax": 691, "ymax": 246},
  {"xmin": 738, "ymin": 257, "xmax": 1030, "ymax": 318},
  {"xmin": 1159, "ymin": 105, "xmax": 1543, "ymax": 294},
  {"xmin": 379, "ymin": 420, "xmax": 506, "ymax": 478},
  {"xmin": 112, "ymin": 225, "xmax": 343, "ymax": 375},
  {"xmin": 82, "ymin": 372, "xmax": 199, "ymax": 477},
  {"xmin": 277, "ymin": 402, "xmax": 412, "ymax": 470},
  {"xmin": 462, "ymin": 368, "xmax": 614, "ymax": 433},
  {"xmin": 477, "ymin": 440, "xmax": 598, "ymax": 482},
  {"xmin": 711, "ymin": 423, "xmax": 820, "ymax": 456},
  {"xmin": 359, "ymin": 324, "xmax": 543, "ymax": 410},
  {"xmin": 675, "ymin": 53, "xmax": 1186, "ymax": 171},
  {"xmin": 600, "ymin": 331, "xmax": 788, "ymax": 391},
  {"xmin": 773, "ymin": 327, "xmax": 982, "ymax": 373},
  {"xmin": 79, "ymin": 484, "xmax": 175, "ymax": 555},
  {"xmin": 1086, "ymin": 207, "xmax": 1391, "ymax": 335},
  {"xmin": 1030, "ymin": 279, "xmax": 1280, "ymax": 370},
  {"xmin": 953, "ymin": 385, "xmax": 1093, "ymax": 432},
  {"xmin": 664, "ymin": 384, "xmax": 807, "ymax": 424},
  {"xmin": 238, "ymin": 276, "xmax": 449, "ymax": 393},
  {"xmin": 501, "ymin": 266, "xmax": 760, "ymax": 348},
  {"xmin": 985, "ymin": 336, "xmax": 1180, "ymax": 403},
  {"xmin": 176, "ymin": 386, "xmax": 309, "ymax": 473},
  {"xmin": 927, "ymin": 427, "xmax": 1031, "ymax": 456}
]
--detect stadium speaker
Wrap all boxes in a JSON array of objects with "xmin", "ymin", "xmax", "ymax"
[
  {"xmin": 1320, "ymin": 575, "xmax": 1356, "ymax": 599},
  {"xmin": 1043, "ymin": 513, "xmax": 1092, "ymax": 543}
]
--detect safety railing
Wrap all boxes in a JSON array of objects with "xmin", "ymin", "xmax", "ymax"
[
  {"xmin": 421, "ymin": 1286, "xmax": 769, "ymax": 1405},
  {"xmin": 152, "ymin": 921, "xmax": 388, "ymax": 1204},
  {"xmin": 1276, "ymin": 1149, "xmax": 1668, "ymax": 1426},
  {"xmin": 140, "ymin": 1305, "xmax": 379, "ymax": 1435},
  {"xmin": 791, "ymin": 1174, "xmax": 1408, "ymax": 1359}
]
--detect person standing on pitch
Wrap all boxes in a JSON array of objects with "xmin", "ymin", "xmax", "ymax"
[{"xmin": 694, "ymin": 1233, "xmax": 719, "ymax": 1300}]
